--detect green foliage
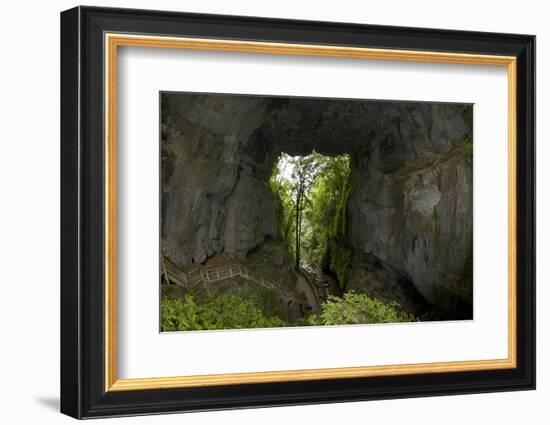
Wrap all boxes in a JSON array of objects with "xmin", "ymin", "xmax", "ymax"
[
  {"xmin": 307, "ymin": 155, "xmax": 354, "ymax": 287},
  {"xmin": 328, "ymin": 244, "xmax": 354, "ymax": 290},
  {"xmin": 161, "ymin": 292, "xmax": 417, "ymax": 332},
  {"xmin": 270, "ymin": 159, "xmax": 297, "ymax": 254},
  {"xmin": 309, "ymin": 292, "xmax": 417, "ymax": 325},
  {"xmin": 161, "ymin": 294, "xmax": 201, "ymax": 331},
  {"xmin": 270, "ymin": 151, "xmax": 354, "ymax": 287},
  {"xmin": 270, "ymin": 152, "xmax": 330, "ymax": 260},
  {"xmin": 270, "ymin": 182, "xmax": 295, "ymax": 252},
  {"xmin": 460, "ymin": 136, "xmax": 473, "ymax": 163},
  {"xmin": 161, "ymin": 294, "xmax": 285, "ymax": 331}
]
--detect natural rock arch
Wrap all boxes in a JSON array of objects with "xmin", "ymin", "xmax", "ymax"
[{"xmin": 161, "ymin": 93, "xmax": 473, "ymax": 317}]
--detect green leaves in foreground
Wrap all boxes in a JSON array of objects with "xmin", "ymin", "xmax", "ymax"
[
  {"xmin": 161, "ymin": 294, "xmax": 285, "ymax": 332},
  {"xmin": 307, "ymin": 292, "xmax": 417, "ymax": 326},
  {"xmin": 162, "ymin": 292, "xmax": 416, "ymax": 332}
]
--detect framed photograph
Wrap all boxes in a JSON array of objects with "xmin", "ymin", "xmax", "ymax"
[{"xmin": 60, "ymin": 6, "xmax": 535, "ymax": 419}]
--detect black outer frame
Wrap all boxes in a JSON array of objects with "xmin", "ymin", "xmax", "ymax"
[{"xmin": 60, "ymin": 5, "xmax": 536, "ymax": 419}]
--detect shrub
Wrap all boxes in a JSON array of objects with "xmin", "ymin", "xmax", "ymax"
[
  {"xmin": 161, "ymin": 294, "xmax": 201, "ymax": 331},
  {"xmin": 311, "ymin": 292, "xmax": 417, "ymax": 325},
  {"xmin": 161, "ymin": 294, "xmax": 285, "ymax": 331}
]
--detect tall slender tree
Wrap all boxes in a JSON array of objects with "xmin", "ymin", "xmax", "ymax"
[
  {"xmin": 288, "ymin": 153, "xmax": 324, "ymax": 268},
  {"xmin": 270, "ymin": 152, "xmax": 350, "ymax": 270}
]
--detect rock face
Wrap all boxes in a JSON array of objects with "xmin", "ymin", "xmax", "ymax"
[
  {"xmin": 161, "ymin": 93, "xmax": 473, "ymax": 317},
  {"xmin": 348, "ymin": 147, "xmax": 473, "ymax": 314},
  {"xmin": 161, "ymin": 95, "xmax": 277, "ymax": 266}
]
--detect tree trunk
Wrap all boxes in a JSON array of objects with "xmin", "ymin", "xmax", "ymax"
[
  {"xmin": 283, "ymin": 206, "xmax": 296, "ymax": 243},
  {"xmin": 294, "ymin": 184, "xmax": 303, "ymax": 269},
  {"xmin": 298, "ymin": 197, "xmax": 304, "ymax": 268}
]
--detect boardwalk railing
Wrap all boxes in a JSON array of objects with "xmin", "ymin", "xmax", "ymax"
[{"xmin": 162, "ymin": 256, "xmax": 297, "ymax": 300}]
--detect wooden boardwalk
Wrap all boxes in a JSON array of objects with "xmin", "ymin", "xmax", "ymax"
[{"xmin": 161, "ymin": 256, "xmax": 298, "ymax": 300}]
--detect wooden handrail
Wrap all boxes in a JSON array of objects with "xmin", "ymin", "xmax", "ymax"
[{"xmin": 161, "ymin": 256, "xmax": 298, "ymax": 300}]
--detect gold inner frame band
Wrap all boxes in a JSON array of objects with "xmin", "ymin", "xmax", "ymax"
[{"xmin": 104, "ymin": 33, "xmax": 518, "ymax": 392}]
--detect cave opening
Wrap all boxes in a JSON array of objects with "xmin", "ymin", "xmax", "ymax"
[
  {"xmin": 269, "ymin": 151, "xmax": 352, "ymax": 292},
  {"xmin": 159, "ymin": 92, "xmax": 474, "ymax": 331}
]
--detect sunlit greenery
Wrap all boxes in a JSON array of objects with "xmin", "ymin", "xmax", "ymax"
[
  {"xmin": 270, "ymin": 151, "xmax": 354, "ymax": 287},
  {"xmin": 161, "ymin": 294, "xmax": 285, "ymax": 331},
  {"xmin": 162, "ymin": 151, "xmax": 417, "ymax": 333},
  {"xmin": 162, "ymin": 292, "xmax": 415, "ymax": 331},
  {"xmin": 270, "ymin": 152, "xmax": 329, "ymax": 267},
  {"xmin": 305, "ymin": 292, "xmax": 417, "ymax": 326}
]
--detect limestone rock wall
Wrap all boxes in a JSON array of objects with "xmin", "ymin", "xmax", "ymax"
[
  {"xmin": 348, "ymin": 148, "xmax": 473, "ymax": 311},
  {"xmin": 161, "ymin": 93, "xmax": 473, "ymax": 315},
  {"xmin": 161, "ymin": 94, "xmax": 277, "ymax": 266}
]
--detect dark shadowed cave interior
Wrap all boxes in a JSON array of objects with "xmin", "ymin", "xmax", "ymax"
[{"xmin": 160, "ymin": 92, "xmax": 473, "ymax": 329}]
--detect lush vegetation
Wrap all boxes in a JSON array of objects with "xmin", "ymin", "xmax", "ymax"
[
  {"xmin": 304, "ymin": 292, "xmax": 417, "ymax": 326},
  {"xmin": 162, "ymin": 291, "xmax": 415, "ymax": 331},
  {"xmin": 270, "ymin": 151, "xmax": 354, "ymax": 288},
  {"xmin": 305, "ymin": 154, "xmax": 354, "ymax": 288},
  {"xmin": 161, "ymin": 294, "xmax": 285, "ymax": 331},
  {"xmin": 161, "ymin": 151, "xmax": 417, "ymax": 333},
  {"xmin": 270, "ymin": 152, "xmax": 328, "ymax": 267}
]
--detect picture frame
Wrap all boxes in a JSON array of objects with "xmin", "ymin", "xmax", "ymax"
[{"xmin": 60, "ymin": 5, "xmax": 535, "ymax": 419}]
